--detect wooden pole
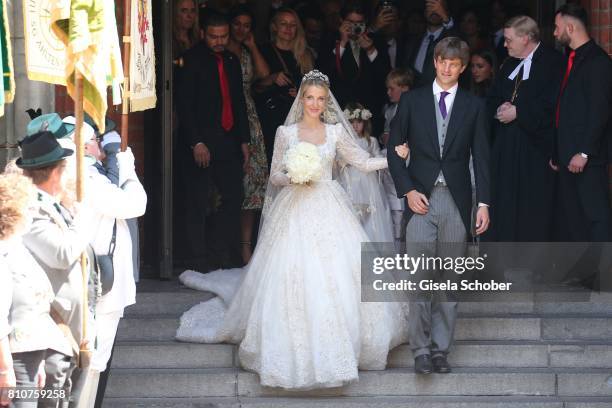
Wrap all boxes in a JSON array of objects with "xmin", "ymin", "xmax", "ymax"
[
  {"xmin": 74, "ymin": 71, "xmax": 92, "ymax": 367},
  {"xmin": 120, "ymin": 0, "xmax": 132, "ymax": 152}
]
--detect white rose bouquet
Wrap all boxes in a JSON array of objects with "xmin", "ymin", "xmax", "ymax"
[{"xmin": 285, "ymin": 142, "xmax": 323, "ymax": 184}]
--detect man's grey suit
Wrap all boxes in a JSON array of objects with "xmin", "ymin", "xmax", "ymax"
[{"xmin": 388, "ymin": 84, "xmax": 490, "ymax": 358}]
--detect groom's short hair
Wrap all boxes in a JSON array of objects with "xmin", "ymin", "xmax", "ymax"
[{"xmin": 434, "ymin": 37, "xmax": 470, "ymax": 67}]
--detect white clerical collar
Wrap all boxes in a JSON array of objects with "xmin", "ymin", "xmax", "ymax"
[
  {"xmin": 432, "ymin": 80, "xmax": 458, "ymax": 97},
  {"xmin": 508, "ymin": 42, "xmax": 540, "ymax": 81}
]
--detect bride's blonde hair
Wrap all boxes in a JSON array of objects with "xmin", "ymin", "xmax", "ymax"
[{"xmin": 298, "ymin": 71, "xmax": 340, "ymax": 123}]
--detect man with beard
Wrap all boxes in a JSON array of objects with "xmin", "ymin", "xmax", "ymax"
[
  {"xmin": 178, "ymin": 12, "xmax": 250, "ymax": 270},
  {"xmin": 551, "ymin": 4, "xmax": 611, "ymax": 287},
  {"xmin": 401, "ymin": 0, "xmax": 458, "ymax": 87}
]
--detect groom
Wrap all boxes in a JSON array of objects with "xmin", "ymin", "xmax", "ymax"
[{"xmin": 388, "ymin": 37, "xmax": 490, "ymax": 374}]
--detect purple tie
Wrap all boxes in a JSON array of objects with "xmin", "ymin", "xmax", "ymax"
[{"xmin": 439, "ymin": 91, "xmax": 449, "ymax": 119}]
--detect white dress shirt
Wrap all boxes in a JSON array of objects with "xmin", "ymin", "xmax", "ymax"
[
  {"xmin": 414, "ymin": 18, "xmax": 454, "ymax": 73},
  {"xmin": 494, "ymin": 29, "xmax": 504, "ymax": 48},
  {"xmin": 432, "ymin": 81, "xmax": 488, "ymax": 207},
  {"xmin": 433, "ymin": 80, "xmax": 458, "ymax": 113},
  {"xmin": 336, "ymin": 41, "xmax": 378, "ymax": 63},
  {"xmin": 387, "ymin": 38, "xmax": 397, "ymax": 68}
]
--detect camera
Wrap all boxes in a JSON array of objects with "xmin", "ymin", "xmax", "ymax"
[
  {"xmin": 351, "ymin": 22, "xmax": 366, "ymax": 35},
  {"xmin": 380, "ymin": 0, "xmax": 397, "ymax": 11}
]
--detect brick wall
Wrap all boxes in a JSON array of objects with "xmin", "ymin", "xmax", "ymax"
[{"xmin": 583, "ymin": 0, "xmax": 611, "ymax": 54}]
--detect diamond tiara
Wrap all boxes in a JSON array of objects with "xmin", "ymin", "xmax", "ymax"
[{"xmin": 302, "ymin": 70, "xmax": 330, "ymax": 86}]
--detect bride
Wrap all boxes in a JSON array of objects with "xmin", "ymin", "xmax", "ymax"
[{"xmin": 176, "ymin": 70, "xmax": 408, "ymax": 390}]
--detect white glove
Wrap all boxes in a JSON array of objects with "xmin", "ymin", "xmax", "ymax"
[{"xmin": 116, "ymin": 147, "xmax": 138, "ymax": 187}]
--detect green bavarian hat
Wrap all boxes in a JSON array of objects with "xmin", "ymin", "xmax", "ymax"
[
  {"xmin": 84, "ymin": 113, "xmax": 116, "ymax": 137},
  {"xmin": 16, "ymin": 131, "xmax": 74, "ymax": 169},
  {"xmin": 26, "ymin": 113, "xmax": 75, "ymax": 139}
]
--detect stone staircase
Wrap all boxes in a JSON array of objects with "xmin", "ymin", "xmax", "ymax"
[{"xmin": 102, "ymin": 279, "xmax": 612, "ymax": 407}]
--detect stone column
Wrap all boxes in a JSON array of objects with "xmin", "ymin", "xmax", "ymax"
[{"xmin": 0, "ymin": 0, "xmax": 55, "ymax": 170}]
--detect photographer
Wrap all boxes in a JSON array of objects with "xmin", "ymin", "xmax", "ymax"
[
  {"xmin": 401, "ymin": 0, "xmax": 458, "ymax": 87},
  {"xmin": 369, "ymin": 0, "xmax": 405, "ymax": 69},
  {"xmin": 317, "ymin": 2, "xmax": 390, "ymax": 135}
]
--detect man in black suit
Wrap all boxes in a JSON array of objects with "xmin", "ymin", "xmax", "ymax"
[
  {"xmin": 551, "ymin": 4, "xmax": 611, "ymax": 289},
  {"xmin": 388, "ymin": 37, "xmax": 490, "ymax": 375},
  {"xmin": 316, "ymin": 2, "xmax": 390, "ymax": 135},
  {"xmin": 552, "ymin": 4, "xmax": 611, "ymax": 243},
  {"xmin": 400, "ymin": 0, "xmax": 458, "ymax": 87},
  {"xmin": 486, "ymin": 16, "xmax": 563, "ymax": 242},
  {"xmin": 177, "ymin": 13, "xmax": 250, "ymax": 270},
  {"xmin": 491, "ymin": 0, "xmax": 510, "ymax": 65},
  {"xmin": 369, "ymin": 0, "xmax": 405, "ymax": 70}
]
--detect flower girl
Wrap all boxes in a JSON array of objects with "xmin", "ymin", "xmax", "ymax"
[{"xmin": 337, "ymin": 102, "xmax": 394, "ymax": 242}]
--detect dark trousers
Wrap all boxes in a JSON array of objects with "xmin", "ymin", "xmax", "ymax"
[
  {"xmin": 177, "ymin": 145, "xmax": 244, "ymax": 269},
  {"xmin": 557, "ymin": 165, "xmax": 612, "ymax": 242},
  {"xmin": 10, "ymin": 350, "xmax": 45, "ymax": 408},
  {"xmin": 557, "ymin": 165, "xmax": 612, "ymax": 287}
]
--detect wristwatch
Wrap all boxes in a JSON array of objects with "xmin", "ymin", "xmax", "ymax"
[{"xmin": 579, "ymin": 152, "xmax": 588, "ymax": 159}]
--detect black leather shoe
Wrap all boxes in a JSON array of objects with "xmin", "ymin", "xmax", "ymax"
[
  {"xmin": 432, "ymin": 355, "xmax": 451, "ymax": 373},
  {"xmin": 414, "ymin": 355, "xmax": 433, "ymax": 374}
]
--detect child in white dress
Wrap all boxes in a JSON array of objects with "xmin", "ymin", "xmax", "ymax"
[{"xmin": 337, "ymin": 102, "xmax": 394, "ymax": 243}]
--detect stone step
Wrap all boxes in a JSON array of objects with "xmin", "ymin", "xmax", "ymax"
[
  {"xmin": 127, "ymin": 288, "xmax": 612, "ymax": 317},
  {"xmin": 106, "ymin": 368, "xmax": 612, "ymax": 399},
  {"xmin": 111, "ymin": 341, "xmax": 612, "ymax": 370},
  {"xmin": 100, "ymin": 395, "xmax": 612, "ymax": 408},
  {"xmin": 111, "ymin": 342, "xmax": 234, "ymax": 369},
  {"xmin": 112, "ymin": 341, "xmax": 612, "ymax": 368},
  {"xmin": 126, "ymin": 291, "xmax": 212, "ymax": 316},
  {"xmin": 116, "ymin": 316, "xmax": 547, "ymax": 342},
  {"xmin": 117, "ymin": 315, "xmax": 612, "ymax": 342}
]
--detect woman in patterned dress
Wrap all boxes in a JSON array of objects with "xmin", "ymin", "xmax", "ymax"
[{"xmin": 227, "ymin": 6, "xmax": 270, "ymax": 264}]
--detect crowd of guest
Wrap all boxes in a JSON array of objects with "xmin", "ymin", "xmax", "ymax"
[
  {"xmin": 172, "ymin": 0, "xmax": 611, "ymax": 277},
  {"xmin": 0, "ymin": 113, "xmax": 147, "ymax": 407}
]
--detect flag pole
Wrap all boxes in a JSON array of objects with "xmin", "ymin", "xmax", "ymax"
[
  {"xmin": 74, "ymin": 70, "xmax": 92, "ymax": 367},
  {"xmin": 120, "ymin": 0, "xmax": 131, "ymax": 152}
]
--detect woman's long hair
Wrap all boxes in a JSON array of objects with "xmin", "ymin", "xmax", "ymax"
[
  {"xmin": 173, "ymin": 0, "xmax": 200, "ymax": 55},
  {"xmin": 270, "ymin": 8, "xmax": 313, "ymax": 75},
  {"xmin": 469, "ymin": 49, "xmax": 497, "ymax": 97}
]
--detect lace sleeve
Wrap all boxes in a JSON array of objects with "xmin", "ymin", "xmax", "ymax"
[
  {"xmin": 269, "ymin": 126, "xmax": 291, "ymax": 186},
  {"xmin": 335, "ymin": 124, "xmax": 387, "ymax": 172}
]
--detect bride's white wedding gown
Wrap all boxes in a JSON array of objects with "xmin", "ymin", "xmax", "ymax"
[{"xmin": 176, "ymin": 123, "xmax": 408, "ymax": 390}]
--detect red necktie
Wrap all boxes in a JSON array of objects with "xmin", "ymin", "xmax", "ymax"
[
  {"xmin": 214, "ymin": 53, "xmax": 234, "ymax": 132},
  {"xmin": 555, "ymin": 50, "xmax": 576, "ymax": 128}
]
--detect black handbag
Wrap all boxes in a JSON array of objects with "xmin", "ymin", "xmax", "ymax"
[{"xmin": 97, "ymin": 221, "xmax": 117, "ymax": 296}]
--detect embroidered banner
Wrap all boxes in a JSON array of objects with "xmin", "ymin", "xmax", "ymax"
[
  {"xmin": 23, "ymin": 0, "xmax": 65, "ymax": 85},
  {"xmin": 50, "ymin": 0, "xmax": 123, "ymax": 133},
  {"xmin": 129, "ymin": 0, "xmax": 156, "ymax": 111}
]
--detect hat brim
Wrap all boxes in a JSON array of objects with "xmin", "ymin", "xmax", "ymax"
[
  {"xmin": 103, "ymin": 118, "xmax": 117, "ymax": 134},
  {"xmin": 16, "ymin": 148, "xmax": 74, "ymax": 169},
  {"xmin": 54, "ymin": 123, "xmax": 76, "ymax": 139}
]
